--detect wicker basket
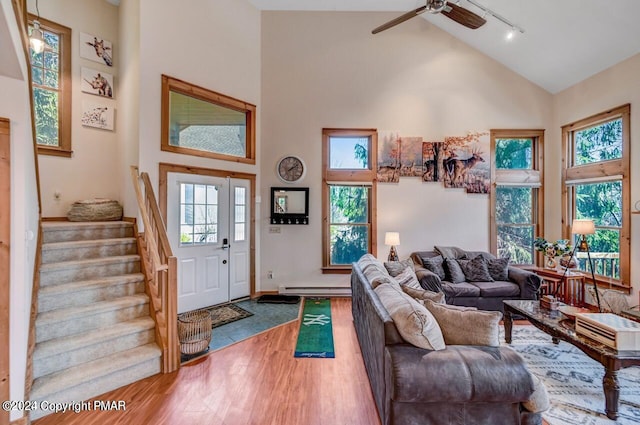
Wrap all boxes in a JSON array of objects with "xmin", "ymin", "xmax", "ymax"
[
  {"xmin": 67, "ymin": 199, "xmax": 123, "ymax": 222},
  {"xmin": 177, "ymin": 310, "xmax": 212, "ymax": 355}
]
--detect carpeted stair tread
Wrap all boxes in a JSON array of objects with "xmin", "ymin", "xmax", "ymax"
[
  {"xmin": 42, "ymin": 221, "xmax": 132, "ymax": 230},
  {"xmin": 31, "ymin": 343, "xmax": 161, "ymax": 400},
  {"xmin": 37, "ymin": 294, "xmax": 149, "ymax": 326},
  {"xmin": 42, "ymin": 221, "xmax": 134, "ymax": 243},
  {"xmin": 40, "ymin": 255, "xmax": 141, "ymax": 272},
  {"xmin": 42, "ymin": 237, "xmax": 137, "ymax": 250},
  {"xmin": 39, "ymin": 273, "xmax": 145, "ymax": 296},
  {"xmin": 34, "ymin": 317, "xmax": 155, "ymax": 360}
]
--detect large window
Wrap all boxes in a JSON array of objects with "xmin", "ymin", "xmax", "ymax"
[
  {"xmin": 562, "ymin": 104, "xmax": 630, "ymax": 288},
  {"xmin": 161, "ymin": 75, "xmax": 256, "ymax": 164},
  {"xmin": 322, "ymin": 129, "xmax": 377, "ymax": 272},
  {"xmin": 28, "ymin": 15, "xmax": 71, "ymax": 157},
  {"xmin": 490, "ymin": 130, "xmax": 544, "ymax": 264}
]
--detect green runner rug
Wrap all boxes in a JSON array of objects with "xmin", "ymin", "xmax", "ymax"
[{"xmin": 294, "ymin": 298, "xmax": 335, "ymax": 358}]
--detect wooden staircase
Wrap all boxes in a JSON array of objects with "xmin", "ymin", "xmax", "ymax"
[{"xmin": 30, "ymin": 221, "xmax": 162, "ymax": 420}]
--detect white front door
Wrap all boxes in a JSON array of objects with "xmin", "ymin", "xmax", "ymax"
[{"xmin": 167, "ymin": 173, "xmax": 250, "ymax": 313}]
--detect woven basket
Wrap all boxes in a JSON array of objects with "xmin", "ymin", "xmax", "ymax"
[
  {"xmin": 67, "ymin": 199, "xmax": 123, "ymax": 222},
  {"xmin": 177, "ymin": 310, "xmax": 212, "ymax": 355}
]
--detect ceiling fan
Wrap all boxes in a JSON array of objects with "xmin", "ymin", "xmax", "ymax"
[{"xmin": 372, "ymin": 0, "xmax": 486, "ymax": 35}]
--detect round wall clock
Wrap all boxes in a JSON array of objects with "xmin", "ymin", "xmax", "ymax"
[{"xmin": 276, "ymin": 155, "xmax": 306, "ymax": 183}]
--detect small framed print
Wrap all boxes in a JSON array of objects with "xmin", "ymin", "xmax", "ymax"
[
  {"xmin": 81, "ymin": 67, "xmax": 114, "ymax": 98},
  {"xmin": 81, "ymin": 101, "xmax": 114, "ymax": 131},
  {"xmin": 80, "ymin": 32, "xmax": 113, "ymax": 67}
]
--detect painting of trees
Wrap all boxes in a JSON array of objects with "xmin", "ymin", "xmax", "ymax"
[
  {"xmin": 399, "ymin": 137, "xmax": 423, "ymax": 177},
  {"xmin": 377, "ymin": 131, "xmax": 400, "ymax": 183},
  {"xmin": 422, "ymin": 141, "xmax": 443, "ymax": 182},
  {"xmin": 442, "ymin": 131, "xmax": 490, "ymax": 193}
]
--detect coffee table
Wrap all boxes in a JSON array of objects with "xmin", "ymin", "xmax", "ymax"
[{"xmin": 503, "ymin": 299, "xmax": 640, "ymax": 420}]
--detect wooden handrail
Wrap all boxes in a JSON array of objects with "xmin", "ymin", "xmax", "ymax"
[{"xmin": 130, "ymin": 166, "xmax": 179, "ymax": 373}]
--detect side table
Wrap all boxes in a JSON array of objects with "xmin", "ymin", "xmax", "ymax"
[{"xmin": 521, "ymin": 266, "xmax": 586, "ymax": 306}]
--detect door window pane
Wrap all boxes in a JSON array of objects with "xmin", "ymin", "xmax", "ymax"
[
  {"xmin": 234, "ymin": 187, "xmax": 246, "ymax": 241},
  {"xmin": 329, "ymin": 137, "xmax": 369, "ymax": 169},
  {"xmin": 179, "ymin": 183, "xmax": 218, "ymax": 245}
]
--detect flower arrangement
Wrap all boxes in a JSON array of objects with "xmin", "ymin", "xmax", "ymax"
[{"xmin": 533, "ymin": 238, "xmax": 572, "ymax": 258}]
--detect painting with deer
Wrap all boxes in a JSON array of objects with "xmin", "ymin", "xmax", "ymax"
[
  {"xmin": 377, "ymin": 131, "xmax": 400, "ymax": 183},
  {"xmin": 442, "ymin": 131, "xmax": 490, "ymax": 193},
  {"xmin": 399, "ymin": 137, "xmax": 423, "ymax": 177},
  {"xmin": 422, "ymin": 141, "xmax": 444, "ymax": 182}
]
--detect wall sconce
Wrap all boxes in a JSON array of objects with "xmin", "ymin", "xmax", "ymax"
[{"xmin": 384, "ymin": 232, "xmax": 400, "ymax": 262}]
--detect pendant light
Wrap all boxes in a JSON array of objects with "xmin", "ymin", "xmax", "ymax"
[{"xmin": 29, "ymin": 0, "xmax": 45, "ymax": 54}]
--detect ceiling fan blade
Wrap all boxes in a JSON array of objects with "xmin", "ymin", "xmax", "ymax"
[
  {"xmin": 442, "ymin": 3, "xmax": 486, "ymax": 29},
  {"xmin": 372, "ymin": 5, "xmax": 427, "ymax": 34}
]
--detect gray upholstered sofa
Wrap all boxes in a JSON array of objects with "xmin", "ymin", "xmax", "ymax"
[
  {"xmin": 411, "ymin": 248, "xmax": 541, "ymax": 312},
  {"xmin": 351, "ymin": 254, "xmax": 544, "ymax": 425}
]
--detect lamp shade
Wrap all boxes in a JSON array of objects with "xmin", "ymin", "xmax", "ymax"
[
  {"xmin": 384, "ymin": 232, "xmax": 400, "ymax": 246},
  {"xmin": 571, "ymin": 219, "xmax": 595, "ymax": 235},
  {"xmin": 29, "ymin": 21, "xmax": 45, "ymax": 54}
]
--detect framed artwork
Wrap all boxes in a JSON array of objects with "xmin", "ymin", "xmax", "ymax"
[
  {"xmin": 399, "ymin": 137, "xmax": 423, "ymax": 177},
  {"xmin": 80, "ymin": 32, "xmax": 113, "ymax": 67},
  {"xmin": 422, "ymin": 141, "xmax": 444, "ymax": 182},
  {"xmin": 81, "ymin": 67, "xmax": 114, "ymax": 98},
  {"xmin": 442, "ymin": 131, "xmax": 490, "ymax": 193},
  {"xmin": 81, "ymin": 101, "xmax": 114, "ymax": 131},
  {"xmin": 377, "ymin": 131, "xmax": 400, "ymax": 183}
]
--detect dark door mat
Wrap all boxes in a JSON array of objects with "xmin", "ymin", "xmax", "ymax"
[{"xmin": 257, "ymin": 294, "xmax": 301, "ymax": 304}]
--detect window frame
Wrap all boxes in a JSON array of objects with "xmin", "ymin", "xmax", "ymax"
[
  {"xmin": 28, "ymin": 14, "xmax": 72, "ymax": 157},
  {"xmin": 561, "ymin": 104, "xmax": 630, "ymax": 290},
  {"xmin": 490, "ymin": 130, "xmax": 545, "ymax": 264},
  {"xmin": 322, "ymin": 128, "xmax": 377, "ymax": 273},
  {"xmin": 161, "ymin": 75, "xmax": 256, "ymax": 164}
]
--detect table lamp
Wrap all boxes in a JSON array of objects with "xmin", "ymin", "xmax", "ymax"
[{"xmin": 384, "ymin": 232, "xmax": 400, "ymax": 262}]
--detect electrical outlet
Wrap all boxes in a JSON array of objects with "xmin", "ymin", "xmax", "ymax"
[
  {"xmin": 54, "ymin": 191, "xmax": 62, "ymax": 201},
  {"xmin": 267, "ymin": 271, "xmax": 274, "ymax": 279}
]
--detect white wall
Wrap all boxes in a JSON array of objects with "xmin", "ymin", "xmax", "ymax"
[
  {"xmin": 1, "ymin": 0, "xmax": 40, "ymax": 420},
  {"xmin": 552, "ymin": 53, "xmax": 640, "ymax": 303},
  {"xmin": 260, "ymin": 11, "xmax": 553, "ymax": 291},
  {"xmin": 28, "ymin": 0, "xmax": 120, "ymax": 217},
  {"xmin": 136, "ymin": 0, "xmax": 262, "ymax": 282}
]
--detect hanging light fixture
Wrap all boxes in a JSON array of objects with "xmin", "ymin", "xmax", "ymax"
[{"xmin": 29, "ymin": 0, "xmax": 45, "ymax": 54}]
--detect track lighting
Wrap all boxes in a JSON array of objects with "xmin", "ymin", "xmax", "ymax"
[{"xmin": 466, "ymin": 0, "xmax": 525, "ymax": 36}]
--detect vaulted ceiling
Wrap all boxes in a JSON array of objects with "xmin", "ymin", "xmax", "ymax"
[{"xmin": 249, "ymin": 0, "xmax": 640, "ymax": 94}]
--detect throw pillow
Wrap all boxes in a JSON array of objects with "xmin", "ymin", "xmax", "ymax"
[
  {"xmin": 374, "ymin": 283, "xmax": 445, "ymax": 351},
  {"xmin": 434, "ymin": 245, "xmax": 466, "ymax": 259},
  {"xmin": 393, "ymin": 267, "xmax": 421, "ymax": 289},
  {"xmin": 415, "ymin": 268, "xmax": 443, "ymax": 292},
  {"xmin": 487, "ymin": 257, "xmax": 510, "ymax": 281},
  {"xmin": 444, "ymin": 258, "xmax": 466, "ymax": 283},
  {"xmin": 422, "ymin": 299, "xmax": 502, "ymax": 346},
  {"xmin": 522, "ymin": 373, "xmax": 550, "ymax": 413},
  {"xmin": 402, "ymin": 285, "xmax": 446, "ymax": 304},
  {"xmin": 384, "ymin": 258, "xmax": 415, "ymax": 277},
  {"xmin": 457, "ymin": 255, "xmax": 494, "ymax": 282},
  {"xmin": 422, "ymin": 256, "xmax": 446, "ymax": 281}
]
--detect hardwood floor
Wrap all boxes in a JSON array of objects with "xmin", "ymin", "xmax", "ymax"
[
  {"xmin": 32, "ymin": 299, "xmax": 550, "ymax": 425},
  {"xmin": 33, "ymin": 298, "xmax": 381, "ymax": 425}
]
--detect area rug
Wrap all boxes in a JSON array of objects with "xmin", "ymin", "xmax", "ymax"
[
  {"xmin": 205, "ymin": 303, "xmax": 253, "ymax": 328},
  {"xmin": 504, "ymin": 325, "xmax": 640, "ymax": 425},
  {"xmin": 294, "ymin": 298, "xmax": 335, "ymax": 358}
]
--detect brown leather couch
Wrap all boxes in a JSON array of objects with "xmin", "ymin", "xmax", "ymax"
[{"xmin": 351, "ymin": 257, "xmax": 542, "ymax": 425}]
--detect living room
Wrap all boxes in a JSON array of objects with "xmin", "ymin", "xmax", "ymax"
[{"xmin": 2, "ymin": 0, "xmax": 640, "ymax": 424}]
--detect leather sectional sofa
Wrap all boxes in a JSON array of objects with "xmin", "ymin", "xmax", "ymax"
[
  {"xmin": 351, "ymin": 254, "xmax": 544, "ymax": 425},
  {"xmin": 410, "ymin": 249, "xmax": 541, "ymax": 312}
]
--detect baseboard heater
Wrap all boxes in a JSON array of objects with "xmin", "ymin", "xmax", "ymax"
[{"xmin": 278, "ymin": 285, "xmax": 351, "ymax": 297}]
